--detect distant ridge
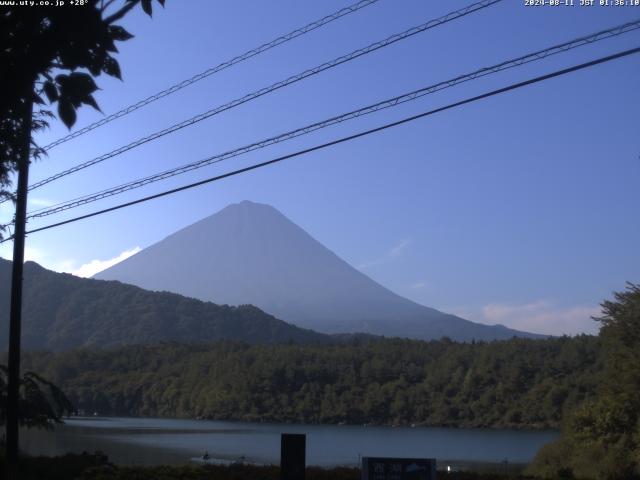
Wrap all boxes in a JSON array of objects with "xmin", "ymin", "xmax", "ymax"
[
  {"xmin": 95, "ymin": 201, "xmax": 544, "ymax": 341},
  {"xmin": 0, "ymin": 258, "xmax": 329, "ymax": 351}
]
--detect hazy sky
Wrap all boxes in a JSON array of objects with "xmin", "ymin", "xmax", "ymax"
[{"xmin": 1, "ymin": 0, "xmax": 639, "ymax": 336}]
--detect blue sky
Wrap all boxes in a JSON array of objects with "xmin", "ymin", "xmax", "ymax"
[{"xmin": 2, "ymin": 0, "xmax": 639, "ymax": 335}]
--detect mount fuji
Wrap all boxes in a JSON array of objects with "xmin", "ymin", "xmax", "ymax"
[{"xmin": 95, "ymin": 201, "xmax": 542, "ymax": 341}]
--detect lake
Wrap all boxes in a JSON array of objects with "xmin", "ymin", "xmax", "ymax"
[{"xmin": 20, "ymin": 417, "xmax": 558, "ymax": 467}]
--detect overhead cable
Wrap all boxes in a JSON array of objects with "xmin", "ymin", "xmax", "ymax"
[
  {"xmin": 25, "ymin": 19, "xmax": 640, "ymax": 220},
  {"xmin": 3, "ymin": 45, "xmax": 635, "ymax": 242},
  {"xmin": 26, "ymin": 0, "xmax": 503, "ymax": 192},
  {"xmin": 41, "ymin": 0, "xmax": 382, "ymax": 151}
]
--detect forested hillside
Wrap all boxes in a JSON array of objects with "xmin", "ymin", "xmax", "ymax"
[
  {"xmin": 0, "ymin": 259, "xmax": 329, "ymax": 349},
  {"xmin": 22, "ymin": 335, "xmax": 601, "ymax": 429}
]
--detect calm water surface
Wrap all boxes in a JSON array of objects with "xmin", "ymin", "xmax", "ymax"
[{"xmin": 20, "ymin": 417, "xmax": 558, "ymax": 467}]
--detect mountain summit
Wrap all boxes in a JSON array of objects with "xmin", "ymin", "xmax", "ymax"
[{"xmin": 95, "ymin": 201, "xmax": 541, "ymax": 341}]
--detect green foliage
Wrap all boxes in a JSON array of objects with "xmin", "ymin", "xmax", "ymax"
[
  {"xmin": 0, "ymin": 365, "xmax": 73, "ymax": 430},
  {"xmin": 0, "ymin": 0, "xmax": 164, "ymax": 238},
  {"xmin": 528, "ymin": 283, "xmax": 640, "ymax": 480},
  {"xmin": 21, "ymin": 335, "xmax": 601, "ymax": 430}
]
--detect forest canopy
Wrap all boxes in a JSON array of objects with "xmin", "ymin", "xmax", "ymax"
[{"xmin": 21, "ymin": 335, "xmax": 601, "ymax": 430}]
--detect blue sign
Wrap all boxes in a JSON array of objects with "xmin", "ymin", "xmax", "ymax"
[{"xmin": 362, "ymin": 457, "xmax": 436, "ymax": 480}]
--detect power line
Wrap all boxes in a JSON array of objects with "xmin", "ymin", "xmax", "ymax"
[
  {"xmin": 26, "ymin": 0, "xmax": 503, "ymax": 193},
  {"xmin": 24, "ymin": 19, "xmax": 640, "ymax": 220},
  {"xmin": 41, "ymin": 0, "xmax": 382, "ymax": 152},
  {"xmin": 4, "ymin": 45, "xmax": 636, "ymax": 242}
]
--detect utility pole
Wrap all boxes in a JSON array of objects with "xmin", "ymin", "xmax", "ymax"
[{"xmin": 6, "ymin": 90, "xmax": 34, "ymax": 479}]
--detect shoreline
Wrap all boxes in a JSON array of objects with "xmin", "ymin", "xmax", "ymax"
[
  {"xmin": 19, "ymin": 416, "xmax": 555, "ymax": 468},
  {"xmin": 65, "ymin": 414, "xmax": 560, "ymax": 433}
]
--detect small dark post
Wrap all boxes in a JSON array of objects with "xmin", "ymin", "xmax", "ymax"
[{"xmin": 280, "ymin": 433, "xmax": 306, "ymax": 480}]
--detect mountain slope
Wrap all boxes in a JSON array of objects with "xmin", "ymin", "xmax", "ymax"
[
  {"xmin": 0, "ymin": 258, "xmax": 329, "ymax": 351},
  {"xmin": 95, "ymin": 201, "xmax": 543, "ymax": 341}
]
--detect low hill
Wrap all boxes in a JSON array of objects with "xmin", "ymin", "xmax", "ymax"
[{"xmin": 0, "ymin": 258, "xmax": 329, "ymax": 351}]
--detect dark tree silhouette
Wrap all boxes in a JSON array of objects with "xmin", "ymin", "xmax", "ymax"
[
  {"xmin": 0, "ymin": 365, "xmax": 73, "ymax": 430},
  {"xmin": 0, "ymin": 3, "xmax": 165, "ymax": 474},
  {"xmin": 0, "ymin": 0, "xmax": 165, "ymax": 236},
  {"xmin": 529, "ymin": 283, "xmax": 640, "ymax": 480}
]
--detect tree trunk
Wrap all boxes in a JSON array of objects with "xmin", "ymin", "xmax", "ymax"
[{"xmin": 6, "ymin": 86, "xmax": 34, "ymax": 480}]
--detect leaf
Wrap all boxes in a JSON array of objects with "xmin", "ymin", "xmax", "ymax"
[
  {"xmin": 68, "ymin": 72, "xmax": 98, "ymax": 93},
  {"xmin": 54, "ymin": 74, "xmax": 68, "ymax": 86},
  {"xmin": 88, "ymin": 61, "xmax": 102, "ymax": 76},
  {"xmin": 100, "ymin": 28, "xmax": 119, "ymax": 53},
  {"xmin": 83, "ymin": 94, "xmax": 102, "ymax": 113},
  {"xmin": 156, "ymin": 0, "xmax": 165, "ymax": 6},
  {"xmin": 58, "ymin": 100, "xmax": 77, "ymax": 129},
  {"xmin": 108, "ymin": 25, "xmax": 134, "ymax": 42},
  {"xmin": 43, "ymin": 81, "xmax": 58, "ymax": 103},
  {"xmin": 32, "ymin": 119, "xmax": 50, "ymax": 133},
  {"xmin": 103, "ymin": 56, "xmax": 122, "ymax": 80},
  {"xmin": 58, "ymin": 47, "xmax": 83, "ymax": 71},
  {"xmin": 33, "ymin": 92, "xmax": 45, "ymax": 105},
  {"xmin": 141, "ymin": 0, "xmax": 152, "ymax": 16}
]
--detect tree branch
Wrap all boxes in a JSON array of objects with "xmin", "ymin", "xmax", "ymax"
[
  {"xmin": 101, "ymin": 0, "xmax": 119, "ymax": 14},
  {"xmin": 104, "ymin": 0, "xmax": 138, "ymax": 24}
]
